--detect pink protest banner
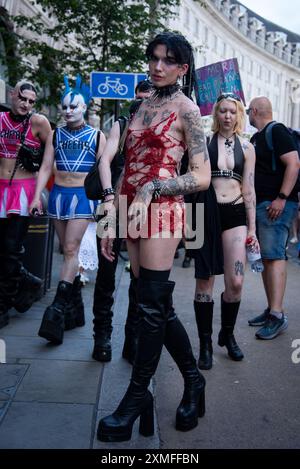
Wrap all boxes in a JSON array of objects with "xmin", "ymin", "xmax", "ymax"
[{"xmin": 195, "ymin": 58, "xmax": 245, "ymax": 116}]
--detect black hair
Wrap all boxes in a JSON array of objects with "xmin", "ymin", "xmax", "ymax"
[
  {"xmin": 135, "ymin": 80, "xmax": 152, "ymax": 94},
  {"xmin": 129, "ymin": 98, "xmax": 143, "ymax": 115},
  {"xmin": 19, "ymin": 82, "xmax": 37, "ymax": 94},
  {"xmin": 146, "ymin": 31, "xmax": 195, "ymax": 98}
]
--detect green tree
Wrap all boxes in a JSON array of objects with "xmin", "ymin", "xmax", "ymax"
[{"xmin": 1, "ymin": 0, "xmax": 180, "ymax": 115}]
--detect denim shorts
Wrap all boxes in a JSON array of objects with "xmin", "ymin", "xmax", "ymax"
[{"xmin": 256, "ymin": 200, "xmax": 298, "ymax": 260}]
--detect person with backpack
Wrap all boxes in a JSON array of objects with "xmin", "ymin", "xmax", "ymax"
[
  {"xmin": 247, "ymin": 96, "xmax": 299, "ymax": 339},
  {"xmin": 91, "ymin": 80, "xmax": 152, "ymax": 363}
]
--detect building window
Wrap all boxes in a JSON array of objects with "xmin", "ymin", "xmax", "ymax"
[
  {"xmin": 213, "ymin": 35, "xmax": 218, "ymax": 52},
  {"xmin": 184, "ymin": 7, "xmax": 190, "ymax": 27},
  {"xmin": 275, "ymin": 73, "xmax": 281, "ymax": 87},
  {"xmin": 247, "ymin": 83, "xmax": 252, "ymax": 100},
  {"xmin": 257, "ymin": 64, "xmax": 262, "ymax": 79},
  {"xmin": 204, "ymin": 26, "xmax": 208, "ymax": 43},
  {"xmin": 248, "ymin": 59, "xmax": 253, "ymax": 74},
  {"xmin": 239, "ymin": 55, "xmax": 244, "ymax": 70},
  {"xmin": 194, "ymin": 18, "xmax": 200, "ymax": 37}
]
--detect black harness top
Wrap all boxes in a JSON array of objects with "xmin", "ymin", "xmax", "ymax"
[{"xmin": 209, "ymin": 133, "xmax": 244, "ymax": 183}]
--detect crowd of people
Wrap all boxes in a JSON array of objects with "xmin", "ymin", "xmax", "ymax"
[{"xmin": 0, "ymin": 31, "xmax": 299, "ymax": 442}]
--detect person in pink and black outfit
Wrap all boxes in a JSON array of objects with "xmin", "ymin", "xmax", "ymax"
[{"xmin": 0, "ymin": 80, "xmax": 51, "ymax": 329}]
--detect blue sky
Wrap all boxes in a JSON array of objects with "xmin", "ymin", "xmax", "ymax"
[{"xmin": 241, "ymin": 0, "xmax": 300, "ymax": 35}]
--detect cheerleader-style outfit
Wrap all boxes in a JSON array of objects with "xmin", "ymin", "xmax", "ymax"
[{"xmin": 47, "ymin": 124, "xmax": 99, "ymax": 219}]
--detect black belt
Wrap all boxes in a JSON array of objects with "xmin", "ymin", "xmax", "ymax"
[{"xmin": 211, "ymin": 169, "xmax": 242, "ymax": 183}]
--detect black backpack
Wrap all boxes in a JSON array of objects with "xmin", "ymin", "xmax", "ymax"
[
  {"xmin": 111, "ymin": 115, "xmax": 128, "ymax": 188},
  {"xmin": 265, "ymin": 122, "xmax": 300, "ymax": 191},
  {"xmin": 84, "ymin": 116, "xmax": 128, "ymax": 200}
]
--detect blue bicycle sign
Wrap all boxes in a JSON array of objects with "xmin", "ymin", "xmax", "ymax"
[
  {"xmin": 98, "ymin": 77, "xmax": 128, "ymax": 96},
  {"xmin": 91, "ymin": 72, "xmax": 147, "ymax": 100}
]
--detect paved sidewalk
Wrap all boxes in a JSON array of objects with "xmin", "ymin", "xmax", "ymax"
[{"xmin": 0, "ymin": 240, "xmax": 300, "ymax": 449}]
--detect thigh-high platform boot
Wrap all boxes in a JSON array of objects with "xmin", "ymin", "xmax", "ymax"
[
  {"xmin": 122, "ymin": 277, "xmax": 140, "ymax": 364},
  {"xmin": 97, "ymin": 279, "xmax": 174, "ymax": 442},
  {"xmin": 164, "ymin": 301, "xmax": 206, "ymax": 431}
]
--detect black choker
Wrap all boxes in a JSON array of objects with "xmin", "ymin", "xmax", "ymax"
[
  {"xmin": 219, "ymin": 132, "xmax": 235, "ymax": 148},
  {"xmin": 152, "ymin": 83, "xmax": 181, "ymax": 98},
  {"xmin": 9, "ymin": 111, "xmax": 29, "ymax": 123},
  {"xmin": 66, "ymin": 122, "xmax": 86, "ymax": 131}
]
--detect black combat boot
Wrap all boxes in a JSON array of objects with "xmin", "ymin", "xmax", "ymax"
[
  {"xmin": 97, "ymin": 279, "xmax": 174, "ymax": 442},
  {"xmin": 64, "ymin": 275, "xmax": 85, "ymax": 330},
  {"xmin": 194, "ymin": 301, "xmax": 214, "ymax": 370},
  {"xmin": 0, "ymin": 262, "xmax": 10, "ymax": 329},
  {"xmin": 122, "ymin": 277, "xmax": 140, "ymax": 364},
  {"xmin": 12, "ymin": 268, "xmax": 42, "ymax": 313},
  {"xmin": 0, "ymin": 282, "xmax": 10, "ymax": 330},
  {"xmin": 38, "ymin": 281, "xmax": 73, "ymax": 344},
  {"xmin": 218, "ymin": 293, "xmax": 244, "ymax": 361}
]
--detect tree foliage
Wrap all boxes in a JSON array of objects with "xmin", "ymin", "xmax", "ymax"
[{"xmin": 1, "ymin": 0, "xmax": 180, "ymax": 111}]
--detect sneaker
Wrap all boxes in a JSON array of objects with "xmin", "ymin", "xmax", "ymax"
[
  {"xmin": 289, "ymin": 236, "xmax": 298, "ymax": 244},
  {"xmin": 255, "ymin": 314, "xmax": 288, "ymax": 340},
  {"xmin": 248, "ymin": 308, "xmax": 270, "ymax": 326},
  {"xmin": 182, "ymin": 256, "xmax": 192, "ymax": 268}
]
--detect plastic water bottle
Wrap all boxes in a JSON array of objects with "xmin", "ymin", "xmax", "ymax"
[{"xmin": 246, "ymin": 237, "xmax": 264, "ymax": 273}]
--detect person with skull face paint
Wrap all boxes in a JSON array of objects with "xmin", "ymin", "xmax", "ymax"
[
  {"xmin": 0, "ymin": 80, "xmax": 51, "ymax": 330},
  {"xmin": 30, "ymin": 75, "xmax": 106, "ymax": 345}
]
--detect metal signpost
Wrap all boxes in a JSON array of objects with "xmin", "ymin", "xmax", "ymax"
[{"xmin": 90, "ymin": 72, "xmax": 148, "ymax": 100}]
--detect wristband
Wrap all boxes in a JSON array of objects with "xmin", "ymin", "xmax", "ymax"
[
  {"xmin": 102, "ymin": 187, "xmax": 115, "ymax": 198},
  {"xmin": 152, "ymin": 178, "xmax": 162, "ymax": 200}
]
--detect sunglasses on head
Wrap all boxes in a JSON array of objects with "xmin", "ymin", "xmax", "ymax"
[
  {"xmin": 217, "ymin": 92, "xmax": 241, "ymax": 103},
  {"xmin": 18, "ymin": 92, "xmax": 36, "ymax": 105}
]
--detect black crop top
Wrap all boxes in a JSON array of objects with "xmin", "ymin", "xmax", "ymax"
[{"xmin": 208, "ymin": 133, "xmax": 245, "ymax": 183}]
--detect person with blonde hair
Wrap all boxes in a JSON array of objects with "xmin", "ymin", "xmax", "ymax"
[{"xmin": 194, "ymin": 92, "xmax": 258, "ymax": 369}]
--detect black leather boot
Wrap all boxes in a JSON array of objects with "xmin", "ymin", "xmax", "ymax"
[
  {"xmin": 92, "ymin": 252, "xmax": 118, "ymax": 362},
  {"xmin": 38, "ymin": 281, "xmax": 73, "ymax": 344},
  {"xmin": 194, "ymin": 301, "xmax": 213, "ymax": 370},
  {"xmin": 0, "ymin": 268, "xmax": 10, "ymax": 329},
  {"xmin": 97, "ymin": 279, "xmax": 174, "ymax": 442},
  {"xmin": 0, "ymin": 288, "xmax": 9, "ymax": 329},
  {"xmin": 122, "ymin": 277, "xmax": 140, "ymax": 364},
  {"xmin": 12, "ymin": 268, "xmax": 42, "ymax": 313},
  {"xmin": 64, "ymin": 275, "xmax": 85, "ymax": 330},
  {"xmin": 165, "ymin": 304, "xmax": 206, "ymax": 432},
  {"xmin": 218, "ymin": 293, "xmax": 244, "ymax": 361}
]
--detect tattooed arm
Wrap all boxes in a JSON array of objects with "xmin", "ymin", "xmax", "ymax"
[
  {"xmin": 152, "ymin": 102, "xmax": 211, "ymax": 197},
  {"xmin": 241, "ymin": 139, "xmax": 257, "ymax": 237}
]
